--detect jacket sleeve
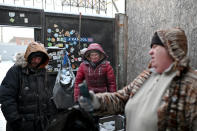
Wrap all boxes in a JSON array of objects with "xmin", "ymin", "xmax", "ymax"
[
  {"xmin": 106, "ymin": 62, "xmax": 117, "ymax": 92},
  {"xmin": 74, "ymin": 63, "xmax": 85, "ymax": 101},
  {"xmin": 0, "ymin": 66, "xmax": 21, "ymax": 123},
  {"xmin": 95, "ymin": 70, "xmax": 151, "ymax": 115}
]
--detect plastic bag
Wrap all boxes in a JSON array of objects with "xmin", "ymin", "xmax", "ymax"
[{"xmin": 53, "ymin": 66, "xmax": 75, "ymax": 109}]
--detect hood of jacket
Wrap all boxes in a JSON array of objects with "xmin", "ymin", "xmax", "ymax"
[
  {"xmin": 153, "ymin": 28, "xmax": 189, "ymax": 75},
  {"xmin": 83, "ymin": 43, "xmax": 108, "ymax": 62},
  {"xmin": 15, "ymin": 42, "xmax": 49, "ymax": 68}
]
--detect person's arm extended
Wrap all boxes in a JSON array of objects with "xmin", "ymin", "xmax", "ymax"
[
  {"xmin": 79, "ymin": 70, "xmax": 151, "ymax": 115},
  {"xmin": 96, "ymin": 70, "xmax": 150, "ymax": 115}
]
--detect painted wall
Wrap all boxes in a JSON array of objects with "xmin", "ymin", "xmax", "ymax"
[{"xmin": 126, "ymin": 0, "xmax": 197, "ymax": 82}]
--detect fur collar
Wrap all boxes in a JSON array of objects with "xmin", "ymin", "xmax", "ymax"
[{"xmin": 14, "ymin": 52, "xmax": 27, "ymax": 68}]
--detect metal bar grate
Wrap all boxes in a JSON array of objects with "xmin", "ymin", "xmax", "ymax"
[{"xmin": 0, "ymin": 0, "xmax": 121, "ymax": 17}]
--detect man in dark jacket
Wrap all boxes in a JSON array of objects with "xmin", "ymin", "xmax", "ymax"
[{"xmin": 0, "ymin": 42, "xmax": 56, "ymax": 131}]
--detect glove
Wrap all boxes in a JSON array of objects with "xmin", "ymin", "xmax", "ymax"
[{"xmin": 79, "ymin": 91, "xmax": 101, "ymax": 112}]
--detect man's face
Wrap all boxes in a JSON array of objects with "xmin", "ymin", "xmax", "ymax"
[
  {"xmin": 149, "ymin": 45, "xmax": 173, "ymax": 74},
  {"xmin": 30, "ymin": 57, "xmax": 42, "ymax": 68}
]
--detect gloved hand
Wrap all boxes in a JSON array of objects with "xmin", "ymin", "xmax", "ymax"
[{"xmin": 79, "ymin": 91, "xmax": 101, "ymax": 112}]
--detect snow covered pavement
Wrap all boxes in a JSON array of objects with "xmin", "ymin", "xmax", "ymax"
[{"xmin": 0, "ymin": 61, "xmax": 14, "ymax": 131}]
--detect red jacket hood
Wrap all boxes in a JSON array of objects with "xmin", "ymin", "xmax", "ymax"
[{"xmin": 84, "ymin": 43, "xmax": 108, "ymax": 61}]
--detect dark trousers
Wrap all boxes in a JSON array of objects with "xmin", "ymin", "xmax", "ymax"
[{"xmin": 6, "ymin": 120, "xmax": 43, "ymax": 131}]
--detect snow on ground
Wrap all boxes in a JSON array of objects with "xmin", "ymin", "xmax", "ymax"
[
  {"xmin": 0, "ymin": 61, "xmax": 14, "ymax": 131},
  {"xmin": 0, "ymin": 61, "xmax": 14, "ymax": 82}
]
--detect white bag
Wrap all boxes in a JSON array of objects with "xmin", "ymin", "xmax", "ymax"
[{"xmin": 53, "ymin": 51, "xmax": 75, "ymax": 109}]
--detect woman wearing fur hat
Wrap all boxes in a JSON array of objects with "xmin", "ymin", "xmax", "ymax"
[
  {"xmin": 0, "ymin": 42, "xmax": 57, "ymax": 131},
  {"xmin": 74, "ymin": 43, "xmax": 116, "ymax": 101},
  {"xmin": 79, "ymin": 28, "xmax": 197, "ymax": 131}
]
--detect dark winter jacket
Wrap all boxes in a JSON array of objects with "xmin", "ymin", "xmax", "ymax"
[
  {"xmin": 0, "ymin": 42, "xmax": 56, "ymax": 131},
  {"xmin": 74, "ymin": 43, "xmax": 116, "ymax": 101}
]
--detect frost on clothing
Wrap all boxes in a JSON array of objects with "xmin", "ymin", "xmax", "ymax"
[
  {"xmin": 74, "ymin": 43, "xmax": 116, "ymax": 101},
  {"xmin": 95, "ymin": 28, "xmax": 197, "ymax": 131}
]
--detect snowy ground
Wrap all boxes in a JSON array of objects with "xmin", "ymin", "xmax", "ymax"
[{"xmin": 0, "ymin": 61, "xmax": 14, "ymax": 131}]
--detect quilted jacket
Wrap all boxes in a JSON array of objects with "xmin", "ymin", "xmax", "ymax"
[{"xmin": 74, "ymin": 43, "xmax": 116, "ymax": 101}]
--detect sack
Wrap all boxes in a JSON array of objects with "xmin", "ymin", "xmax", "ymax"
[
  {"xmin": 46, "ymin": 110, "xmax": 69, "ymax": 131},
  {"xmin": 53, "ymin": 67, "xmax": 75, "ymax": 109},
  {"xmin": 46, "ymin": 108, "xmax": 99, "ymax": 131}
]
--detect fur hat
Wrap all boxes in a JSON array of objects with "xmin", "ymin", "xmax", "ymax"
[{"xmin": 152, "ymin": 27, "xmax": 189, "ymax": 74}]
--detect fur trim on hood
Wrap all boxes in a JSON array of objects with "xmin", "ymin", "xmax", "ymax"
[
  {"xmin": 15, "ymin": 52, "xmax": 27, "ymax": 68},
  {"xmin": 154, "ymin": 27, "xmax": 189, "ymax": 76}
]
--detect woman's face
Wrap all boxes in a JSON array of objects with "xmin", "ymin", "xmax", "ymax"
[
  {"xmin": 89, "ymin": 52, "xmax": 100, "ymax": 63},
  {"xmin": 149, "ymin": 45, "xmax": 173, "ymax": 73}
]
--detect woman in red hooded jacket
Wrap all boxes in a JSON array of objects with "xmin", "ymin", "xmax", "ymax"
[{"xmin": 74, "ymin": 43, "xmax": 116, "ymax": 101}]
